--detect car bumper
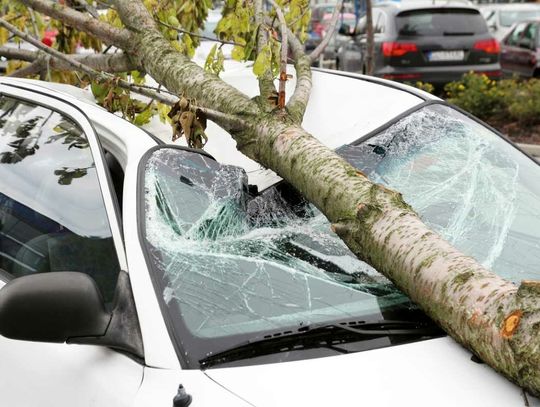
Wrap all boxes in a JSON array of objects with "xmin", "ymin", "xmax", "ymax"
[{"xmin": 375, "ymin": 63, "xmax": 502, "ymax": 85}]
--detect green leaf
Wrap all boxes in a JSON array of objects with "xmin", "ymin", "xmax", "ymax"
[
  {"xmin": 253, "ymin": 44, "xmax": 271, "ymax": 77},
  {"xmin": 167, "ymin": 15, "xmax": 180, "ymax": 26},
  {"xmin": 231, "ymin": 45, "xmax": 245, "ymax": 61},
  {"xmin": 134, "ymin": 107, "xmax": 155, "ymax": 126},
  {"xmin": 204, "ymin": 43, "xmax": 218, "ymax": 71}
]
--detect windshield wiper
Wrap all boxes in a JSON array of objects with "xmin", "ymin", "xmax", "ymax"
[{"xmin": 199, "ymin": 319, "xmax": 443, "ymax": 368}]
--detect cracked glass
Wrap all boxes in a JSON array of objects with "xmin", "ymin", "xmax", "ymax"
[
  {"xmin": 142, "ymin": 104, "xmax": 540, "ymax": 367},
  {"xmin": 339, "ymin": 104, "xmax": 540, "ymax": 282},
  {"xmin": 142, "ymin": 148, "xmax": 421, "ymax": 367}
]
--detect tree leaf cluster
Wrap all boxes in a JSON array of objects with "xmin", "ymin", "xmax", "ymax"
[{"xmin": 90, "ymin": 77, "xmax": 158, "ymax": 126}]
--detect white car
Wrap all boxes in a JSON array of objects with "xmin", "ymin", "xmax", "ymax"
[
  {"xmin": 480, "ymin": 3, "xmax": 540, "ymax": 41},
  {"xmin": 0, "ymin": 68, "xmax": 539, "ymax": 407}
]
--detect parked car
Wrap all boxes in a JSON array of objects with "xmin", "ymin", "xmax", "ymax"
[
  {"xmin": 481, "ymin": 3, "xmax": 540, "ymax": 41},
  {"xmin": 305, "ymin": 3, "xmax": 355, "ymax": 58},
  {"xmin": 335, "ymin": 1, "xmax": 501, "ymax": 87},
  {"xmin": 0, "ymin": 67, "xmax": 539, "ymax": 406},
  {"xmin": 500, "ymin": 18, "xmax": 540, "ymax": 78},
  {"xmin": 306, "ymin": 12, "xmax": 356, "ymax": 66}
]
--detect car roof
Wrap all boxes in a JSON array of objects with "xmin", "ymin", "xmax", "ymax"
[
  {"xmin": 375, "ymin": 0, "xmax": 480, "ymax": 15},
  {"xmin": 479, "ymin": 3, "xmax": 540, "ymax": 10},
  {"xmin": 0, "ymin": 66, "xmax": 434, "ymax": 190}
]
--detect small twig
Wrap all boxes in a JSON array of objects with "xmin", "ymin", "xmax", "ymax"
[
  {"xmin": 309, "ymin": 0, "xmax": 343, "ymax": 62},
  {"xmin": 267, "ymin": 0, "xmax": 288, "ymax": 110},
  {"xmin": 28, "ymin": 9, "xmax": 40, "ymax": 39},
  {"xmin": 0, "ymin": 17, "xmax": 176, "ymax": 105},
  {"xmin": 72, "ymin": 0, "xmax": 99, "ymax": 18},
  {"xmin": 8, "ymin": 60, "xmax": 43, "ymax": 78},
  {"xmin": 255, "ymin": 0, "xmax": 266, "ymax": 54},
  {"xmin": 157, "ymin": 20, "xmax": 241, "ymax": 46}
]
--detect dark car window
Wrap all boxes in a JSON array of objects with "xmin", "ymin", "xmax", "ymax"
[
  {"xmin": 505, "ymin": 22, "xmax": 527, "ymax": 47},
  {"xmin": 0, "ymin": 96, "xmax": 120, "ymax": 303},
  {"xmin": 396, "ymin": 8, "xmax": 488, "ymax": 36},
  {"xmin": 522, "ymin": 23, "xmax": 537, "ymax": 49},
  {"xmin": 375, "ymin": 10, "xmax": 386, "ymax": 34}
]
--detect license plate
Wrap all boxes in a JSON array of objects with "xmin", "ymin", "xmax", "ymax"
[{"xmin": 427, "ymin": 50, "xmax": 465, "ymax": 61}]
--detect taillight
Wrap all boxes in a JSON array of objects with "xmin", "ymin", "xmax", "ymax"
[
  {"xmin": 473, "ymin": 39, "xmax": 500, "ymax": 54},
  {"xmin": 382, "ymin": 42, "xmax": 418, "ymax": 57}
]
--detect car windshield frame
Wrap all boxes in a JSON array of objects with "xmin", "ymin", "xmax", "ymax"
[{"xmin": 137, "ymin": 101, "xmax": 540, "ymax": 369}]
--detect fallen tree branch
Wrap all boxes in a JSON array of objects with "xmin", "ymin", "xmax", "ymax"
[
  {"xmin": 0, "ymin": 17, "xmax": 175, "ymax": 105},
  {"xmin": 157, "ymin": 20, "xmax": 240, "ymax": 46},
  {"xmin": 254, "ymin": 0, "xmax": 277, "ymax": 109},
  {"xmin": 8, "ymin": 60, "xmax": 43, "ymax": 78},
  {"xmin": 0, "ymin": 46, "xmax": 137, "ymax": 73},
  {"xmin": 267, "ymin": 0, "xmax": 288, "ymax": 110},
  {"xmin": 112, "ymin": 0, "xmax": 261, "ymax": 119},
  {"xmin": 19, "ymin": 0, "xmax": 132, "ymax": 49},
  {"xmin": 267, "ymin": 18, "xmax": 312, "ymax": 123}
]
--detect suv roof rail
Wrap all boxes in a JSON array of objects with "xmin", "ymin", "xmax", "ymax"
[{"xmin": 375, "ymin": 0, "xmax": 475, "ymax": 8}]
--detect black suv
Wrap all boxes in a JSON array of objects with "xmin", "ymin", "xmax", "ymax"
[{"xmin": 335, "ymin": 1, "xmax": 501, "ymax": 86}]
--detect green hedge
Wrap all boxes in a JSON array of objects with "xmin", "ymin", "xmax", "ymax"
[{"xmin": 414, "ymin": 73, "xmax": 540, "ymax": 125}]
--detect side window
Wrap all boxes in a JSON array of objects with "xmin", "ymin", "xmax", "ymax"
[
  {"xmin": 0, "ymin": 96, "xmax": 120, "ymax": 303},
  {"xmin": 375, "ymin": 11, "xmax": 386, "ymax": 34},
  {"xmin": 506, "ymin": 22, "xmax": 527, "ymax": 46},
  {"xmin": 522, "ymin": 23, "xmax": 537, "ymax": 50}
]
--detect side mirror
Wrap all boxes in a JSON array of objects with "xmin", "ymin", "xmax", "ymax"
[{"xmin": 0, "ymin": 272, "xmax": 111, "ymax": 342}]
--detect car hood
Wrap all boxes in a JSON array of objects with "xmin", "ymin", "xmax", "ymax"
[{"xmin": 205, "ymin": 337, "xmax": 537, "ymax": 407}]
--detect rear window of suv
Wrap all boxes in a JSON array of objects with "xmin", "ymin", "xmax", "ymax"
[{"xmin": 397, "ymin": 8, "xmax": 488, "ymax": 36}]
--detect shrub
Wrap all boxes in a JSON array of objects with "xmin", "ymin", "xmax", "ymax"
[
  {"xmin": 441, "ymin": 73, "xmax": 540, "ymax": 126},
  {"xmin": 506, "ymin": 79, "xmax": 540, "ymax": 124},
  {"xmin": 444, "ymin": 73, "xmax": 509, "ymax": 121}
]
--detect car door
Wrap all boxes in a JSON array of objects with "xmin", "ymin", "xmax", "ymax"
[
  {"xmin": 501, "ymin": 22, "xmax": 527, "ymax": 76},
  {"xmin": 0, "ymin": 85, "xmax": 144, "ymax": 406},
  {"xmin": 517, "ymin": 22, "xmax": 539, "ymax": 77}
]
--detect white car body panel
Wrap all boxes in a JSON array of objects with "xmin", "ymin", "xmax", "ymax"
[
  {"xmin": 135, "ymin": 368, "xmax": 252, "ymax": 407},
  {"xmin": 206, "ymin": 336, "xmax": 536, "ymax": 407},
  {"xmin": 0, "ymin": 77, "xmax": 180, "ymax": 368},
  {"xmin": 0, "ymin": 337, "xmax": 143, "ymax": 407},
  {"xmin": 0, "ymin": 71, "xmax": 537, "ymax": 406}
]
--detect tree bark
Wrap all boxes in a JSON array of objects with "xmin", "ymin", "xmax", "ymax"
[{"xmin": 13, "ymin": 0, "xmax": 540, "ymax": 396}]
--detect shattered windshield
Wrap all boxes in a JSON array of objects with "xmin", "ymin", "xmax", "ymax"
[
  {"xmin": 142, "ymin": 148, "xmax": 425, "ymax": 368},
  {"xmin": 141, "ymin": 104, "xmax": 540, "ymax": 367},
  {"xmin": 339, "ymin": 104, "xmax": 540, "ymax": 281}
]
